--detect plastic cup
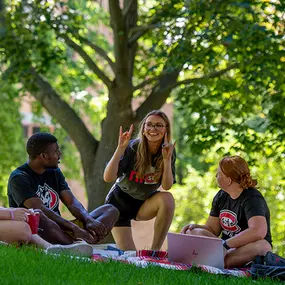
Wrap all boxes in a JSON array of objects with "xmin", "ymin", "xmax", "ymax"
[{"xmin": 26, "ymin": 212, "xmax": 40, "ymax": 234}]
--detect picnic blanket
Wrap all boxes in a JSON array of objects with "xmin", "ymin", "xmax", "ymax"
[{"xmin": 91, "ymin": 246, "xmax": 251, "ymax": 278}]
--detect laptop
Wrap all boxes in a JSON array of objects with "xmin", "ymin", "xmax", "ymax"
[{"xmin": 167, "ymin": 232, "xmax": 224, "ymax": 269}]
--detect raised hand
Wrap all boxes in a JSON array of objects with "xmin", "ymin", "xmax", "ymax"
[
  {"xmin": 117, "ymin": 124, "xmax": 134, "ymax": 150},
  {"xmin": 162, "ymin": 133, "xmax": 176, "ymax": 160}
]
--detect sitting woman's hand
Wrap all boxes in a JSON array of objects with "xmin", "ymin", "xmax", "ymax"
[
  {"xmin": 180, "ymin": 224, "xmax": 204, "ymax": 234},
  {"xmin": 10, "ymin": 208, "xmax": 31, "ymax": 222}
]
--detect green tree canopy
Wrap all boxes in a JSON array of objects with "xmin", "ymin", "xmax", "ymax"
[
  {"xmin": 0, "ymin": 0, "xmax": 284, "ymax": 210},
  {"xmin": 0, "ymin": 82, "xmax": 25, "ymax": 204}
]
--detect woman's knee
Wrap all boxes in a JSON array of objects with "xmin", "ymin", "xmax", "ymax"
[
  {"xmin": 254, "ymin": 240, "xmax": 272, "ymax": 256},
  {"xmin": 156, "ymin": 192, "xmax": 175, "ymax": 210},
  {"xmin": 18, "ymin": 222, "xmax": 32, "ymax": 243}
]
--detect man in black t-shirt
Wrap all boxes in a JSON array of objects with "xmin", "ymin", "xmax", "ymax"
[{"xmin": 8, "ymin": 133, "xmax": 119, "ymax": 245}]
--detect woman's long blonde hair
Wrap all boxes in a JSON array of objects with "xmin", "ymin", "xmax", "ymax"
[{"xmin": 134, "ymin": 110, "xmax": 171, "ymax": 180}]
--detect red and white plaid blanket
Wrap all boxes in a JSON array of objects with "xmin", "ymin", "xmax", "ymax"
[{"xmin": 91, "ymin": 249, "xmax": 251, "ymax": 278}]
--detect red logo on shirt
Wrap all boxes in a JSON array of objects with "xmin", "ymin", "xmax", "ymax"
[
  {"xmin": 36, "ymin": 183, "xmax": 59, "ymax": 210},
  {"xmin": 220, "ymin": 210, "xmax": 241, "ymax": 233},
  {"xmin": 128, "ymin": 170, "xmax": 157, "ymax": 184}
]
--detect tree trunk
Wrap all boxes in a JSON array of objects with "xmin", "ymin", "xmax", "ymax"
[{"xmin": 86, "ymin": 85, "xmax": 133, "ymax": 210}]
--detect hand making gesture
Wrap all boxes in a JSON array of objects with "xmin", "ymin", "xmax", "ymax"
[
  {"xmin": 162, "ymin": 133, "xmax": 176, "ymax": 160},
  {"xmin": 118, "ymin": 124, "xmax": 134, "ymax": 151}
]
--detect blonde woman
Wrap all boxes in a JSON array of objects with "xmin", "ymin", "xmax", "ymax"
[
  {"xmin": 181, "ymin": 156, "xmax": 272, "ymax": 268},
  {"xmin": 0, "ymin": 207, "xmax": 93, "ymax": 256},
  {"xmin": 104, "ymin": 110, "xmax": 176, "ymax": 250}
]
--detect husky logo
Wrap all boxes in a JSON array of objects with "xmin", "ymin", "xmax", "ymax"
[
  {"xmin": 220, "ymin": 210, "xmax": 241, "ymax": 235},
  {"xmin": 36, "ymin": 183, "xmax": 59, "ymax": 210}
]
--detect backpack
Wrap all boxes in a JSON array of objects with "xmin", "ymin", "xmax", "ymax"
[
  {"xmin": 255, "ymin": 251, "xmax": 285, "ymax": 267},
  {"xmin": 251, "ymin": 252, "xmax": 285, "ymax": 281}
]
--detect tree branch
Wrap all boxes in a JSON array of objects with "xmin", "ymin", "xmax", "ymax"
[
  {"xmin": 109, "ymin": 0, "xmax": 130, "ymax": 82},
  {"xmin": 133, "ymin": 74, "xmax": 162, "ymax": 91},
  {"xmin": 74, "ymin": 33, "xmax": 116, "ymax": 74},
  {"xmin": 169, "ymin": 63, "xmax": 239, "ymax": 90},
  {"xmin": 127, "ymin": 4, "xmax": 167, "ymax": 47},
  {"xmin": 28, "ymin": 68, "xmax": 99, "ymax": 173},
  {"xmin": 129, "ymin": 24, "xmax": 159, "ymax": 34},
  {"xmin": 0, "ymin": 0, "xmax": 5, "ymax": 39},
  {"xmin": 135, "ymin": 69, "xmax": 181, "ymax": 122},
  {"xmin": 122, "ymin": 0, "xmax": 134, "ymax": 17},
  {"xmin": 61, "ymin": 34, "xmax": 112, "ymax": 89},
  {"xmin": 128, "ymin": 25, "xmax": 156, "ymax": 46},
  {"xmin": 135, "ymin": 63, "xmax": 239, "ymax": 122}
]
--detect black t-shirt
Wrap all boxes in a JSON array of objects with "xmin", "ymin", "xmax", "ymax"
[
  {"xmin": 7, "ymin": 163, "xmax": 70, "ymax": 216},
  {"xmin": 210, "ymin": 187, "xmax": 272, "ymax": 245},
  {"xmin": 114, "ymin": 139, "xmax": 176, "ymax": 200}
]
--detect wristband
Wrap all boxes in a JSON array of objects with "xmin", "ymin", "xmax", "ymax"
[
  {"xmin": 222, "ymin": 239, "xmax": 230, "ymax": 250},
  {"xmin": 9, "ymin": 209, "xmax": 15, "ymax": 221}
]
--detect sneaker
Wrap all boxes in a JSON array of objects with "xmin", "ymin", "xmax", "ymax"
[
  {"xmin": 264, "ymin": 251, "xmax": 285, "ymax": 267},
  {"xmin": 46, "ymin": 242, "xmax": 93, "ymax": 257}
]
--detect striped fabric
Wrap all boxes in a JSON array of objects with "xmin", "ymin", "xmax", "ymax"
[{"xmin": 91, "ymin": 249, "xmax": 251, "ymax": 278}]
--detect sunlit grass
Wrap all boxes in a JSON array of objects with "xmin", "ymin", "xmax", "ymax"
[{"xmin": 0, "ymin": 245, "xmax": 282, "ymax": 285}]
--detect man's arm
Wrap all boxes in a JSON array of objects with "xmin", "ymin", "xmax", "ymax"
[
  {"xmin": 60, "ymin": 190, "xmax": 106, "ymax": 237},
  {"xmin": 59, "ymin": 190, "xmax": 90, "ymax": 223},
  {"xmin": 23, "ymin": 197, "xmax": 77, "ymax": 232}
]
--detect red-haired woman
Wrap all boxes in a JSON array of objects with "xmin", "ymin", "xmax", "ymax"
[
  {"xmin": 181, "ymin": 156, "xmax": 272, "ymax": 268},
  {"xmin": 104, "ymin": 110, "xmax": 176, "ymax": 251}
]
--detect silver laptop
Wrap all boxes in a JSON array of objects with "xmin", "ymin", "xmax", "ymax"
[{"xmin": 167, "ymin": 232, "xmax": 224, "ymax": 269}]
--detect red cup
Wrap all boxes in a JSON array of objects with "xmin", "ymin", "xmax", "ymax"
[{"xmin": 26, "ymin": 212, "xmax": 40, "ymax": 234}]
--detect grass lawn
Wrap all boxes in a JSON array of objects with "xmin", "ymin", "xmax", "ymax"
[{"xmin": 0, "ymin": 245, "xmax": 282, "ymax": 285}]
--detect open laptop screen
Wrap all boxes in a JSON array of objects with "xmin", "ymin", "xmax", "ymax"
[{"xmin": 167, "ymin": 232, "xmax": 224, "ymax": 269}]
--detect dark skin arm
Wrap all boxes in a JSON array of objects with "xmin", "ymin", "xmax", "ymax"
[
  {"xmin": 60, "ymin": 190, "xmax": 106, "ymax": 238},
  {"xmin": 23, "ymin": 196, "xmax": 94, "ymax": 242}
]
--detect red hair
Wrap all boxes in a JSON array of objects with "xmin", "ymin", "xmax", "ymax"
[{"xmin": 219, "ymin": 156, "xmax": 257, "ymax": 189}]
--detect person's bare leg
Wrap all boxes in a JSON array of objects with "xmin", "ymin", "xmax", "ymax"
[
  {"xmin": 225, "ymin": 239, "xmax": 272, "ymax": 268},
  {"xmin": 185, "ymin": 228, "xmax": 272, "ymax": 268},
  {"xmin": 0, "ymin": 220, "xmax": 31, "ymax": 244},
  {"xmin": 89, "ymin": 204, "xmax": 119, "ymax": 235},
  {"xmin": 0, "ymin": 220, "xmax": 93, "ymax": 258},
  {"xmin": 136, "ymin": 192, "xmax": 175, "ymax": 250},
  {"xmin": 30, "ymin": 234, "xmax": 51, "ymax": 249},
  {"xmin": 0, "ymin": 220, "xmax": 62, "ymax": 250},
  {"xmin": 111, "ymin": 227, "xmax": 136, "ymax": 250},
  {"xmin": 38, "ymin": 205, "xmax": 118, "ymax": 245}
]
